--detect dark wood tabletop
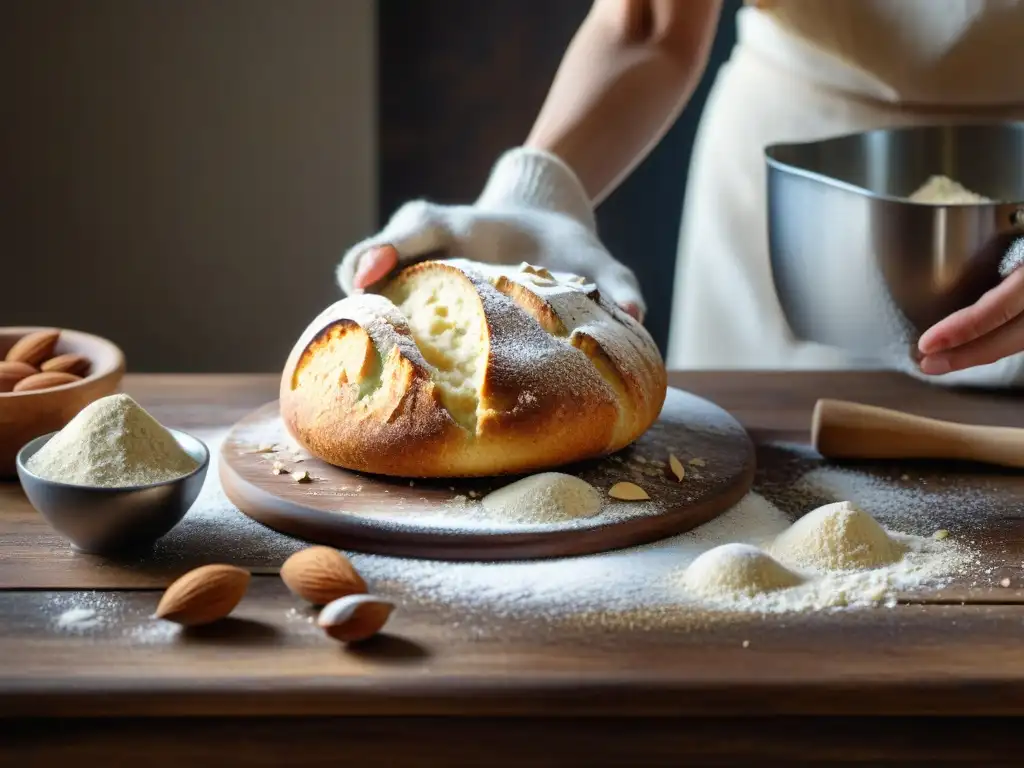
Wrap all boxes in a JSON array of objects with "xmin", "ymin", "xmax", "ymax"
[{"xmin": 4, "ymin": 371, "xmax": 1024, "ymax": 766}]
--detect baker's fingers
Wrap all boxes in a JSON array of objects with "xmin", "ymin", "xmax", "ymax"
[
  {"xmin": 918, "ymin": 311, "xmax": 1024, "ymax": 375},
  {"xmin": 336, "ymin": 201, "xmax": 453, "ymax": 295},
  {"xmin": 918, "ymin": 267, "xmax": 1024, "ymax": 355},
  {"xmin": 620, "ymin": 302, "xmax": 644, "ymax": 323},
  {"xmin": 353, "ymin": 246, "xmax": 399, "ymax": 289},
  {"xmin": 593, "ymin": 258, "xmax": 647, "ymax": 322}
]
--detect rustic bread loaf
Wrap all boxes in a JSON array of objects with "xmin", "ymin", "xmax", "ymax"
[{"xmin": 280, "ymin": 259, "xmax": 667, "ymax": 477}]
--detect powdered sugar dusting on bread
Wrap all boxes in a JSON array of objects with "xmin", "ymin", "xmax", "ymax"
[
  {"xmin": 447, "ymin": 260, "xmax": 662, "ymax": 381},
  {"xmin": 450, "ymin": 261, "xmax": 619, "ymax": 407},
  {"xmin": 454, "ymin": 259, "xmax": 665, "ymax": 446}
]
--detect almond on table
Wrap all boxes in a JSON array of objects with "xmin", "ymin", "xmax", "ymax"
[
  {"xmin": 155, "ymin": 564, "xmax": 251, "ymax": 627},
  {"xmin": 280, "ymin": 546, "xmax": 367, "ymax": 606}
]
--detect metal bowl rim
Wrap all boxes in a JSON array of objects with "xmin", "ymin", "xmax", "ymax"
[
  {"xmin": 764, "ymin": 121, "xmax": 1024, "ymax": 207},
  {"xmin": 15, "ymin": 427, "xmax": 210, "ymax": 492}
]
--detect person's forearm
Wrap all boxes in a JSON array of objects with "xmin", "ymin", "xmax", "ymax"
[{"xmin": 526, "ymin": 0, "xmax": 723, "ymax": 204}]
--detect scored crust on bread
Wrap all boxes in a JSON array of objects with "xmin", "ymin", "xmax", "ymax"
[{"xmin": 280, "ymin": 259, "xmax": 668, "ymax": 477}]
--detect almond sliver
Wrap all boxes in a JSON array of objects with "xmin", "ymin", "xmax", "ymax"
[
  {"xmin": 668, "ymin": 454, "xmax": 685, "ymax": 482},
  {"xmin": 609, "ymin": 481, "xmax": 650, "ymax": 501}
]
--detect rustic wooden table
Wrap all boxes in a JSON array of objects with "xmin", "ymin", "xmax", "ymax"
[{"xmin": 3, "ymin": 372, "xmax": 1024, "ymax": 766}]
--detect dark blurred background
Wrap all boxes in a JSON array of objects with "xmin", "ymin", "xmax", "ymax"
[
  {"xmin": 2, "ymin": 0, "xmax": 742, "ymax": 372},
  {"xmin": 380, "ymin": 0, "xmax": 742, "ymax": 366}
]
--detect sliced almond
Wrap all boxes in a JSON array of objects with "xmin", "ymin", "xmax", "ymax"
[
  {"xmin": 608, "ymin": 481, "xmax": 650, "ymax": 501},
  {"xmin": 668, "ymin": 453, "xmax": 685, "ymax": 482},
  {"xmin": 689, "ymin": 457, "xmax": 707, "ymax": 468}
]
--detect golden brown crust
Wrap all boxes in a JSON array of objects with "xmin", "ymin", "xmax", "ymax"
[{"xmin": 280, "ymin": 260, "xmax": 668, "ymax": 477}]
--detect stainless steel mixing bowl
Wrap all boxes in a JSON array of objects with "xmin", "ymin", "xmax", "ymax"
[{"xmin": 766, "ymin": 123, "xmax": 1024, "ymax": 364}]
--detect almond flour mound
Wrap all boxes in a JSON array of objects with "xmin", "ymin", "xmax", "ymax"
[
  {"xmin": 769, "ymin": 500, "xmax": 905, "ymax": 572},
  {"xmin": 26, "ymin": 393, "xmax": 199, "ymax": 488},
  {"xmin": 683, "ymin": 543, "xmax": 804, "ymax": 598},
  {"xmin": 908, "ymin": 175, "xmax": 991, "ymax": 204},
  {"xmin": 480, "ymin": 472, "xmax": 602, "ymax": 524}
]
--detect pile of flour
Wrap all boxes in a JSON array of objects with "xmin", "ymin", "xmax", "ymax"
[
  {"xmin": 908, "ymin": 175, "xmax": 991, "ymax": 204},
  {"xmin": 27, "ymin": 393, "xmax": 199, "ymax": 487},
  {"xmin": 479, "ymin": 472, "xmax": 602, "ymax": 524},
  {"xmin": 768, "ymin": 500, "xmax": 905, "ymax": 571}
]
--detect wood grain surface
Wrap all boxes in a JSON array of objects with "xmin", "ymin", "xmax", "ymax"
[
  {"xmin": 219, "ymin": 388, "xmax": 755, "ymax": 561},
  {"xmin": 10, "ymin": 716, "xmax": 1024, "ymax": 766},
  {"xmin": 5, "ymin": 372, "xmax": 1024, "ymax": 755}
]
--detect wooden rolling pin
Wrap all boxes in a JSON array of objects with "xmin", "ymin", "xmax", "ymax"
[{"xmin": 811, "ymin": 398, "xmax": 1024, "ymax": 469}]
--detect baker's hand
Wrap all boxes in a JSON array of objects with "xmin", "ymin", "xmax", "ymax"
[
  {"xmin": 917, "ymin": 242, "xmax": 1024, "ymax": 375},
  {"xmin": 335, "ymin": 147, "xmax": 646, "ymax": 322}
]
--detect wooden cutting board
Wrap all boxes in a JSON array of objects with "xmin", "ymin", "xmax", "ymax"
[{"xmin": 219, "ymin": 388, "xmax": 757, "ymax": 560}]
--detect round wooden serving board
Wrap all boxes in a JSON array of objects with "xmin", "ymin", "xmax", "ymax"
[{"xmin": 220, "ymin": 387, "xmax": 755, "ymax": 561}]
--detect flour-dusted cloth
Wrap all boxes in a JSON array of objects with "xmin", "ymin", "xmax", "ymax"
[{"xmin": 667, "ymin": 0, "xmax": 1024, "ymax": 386}]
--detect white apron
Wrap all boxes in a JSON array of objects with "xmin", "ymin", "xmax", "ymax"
[{"xmin": 667, "ymin": 0, "xmax": 1024, "ymax": 386}]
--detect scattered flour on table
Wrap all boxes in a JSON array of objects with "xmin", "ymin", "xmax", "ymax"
[
  {"xmin": 351, "ymin": 491, "xmax": 970, "ymax": 622},
  {"xmin": 150, "ymin": 430, "xmax": 973, "ymax": 621},
  {"xmin": 49, "ymin": 592, "xmax": 127, "ymax": 634},
  {"xmin": 46, "ymin": 429, "xmax": 979, "ymax": 634},
  {"xmin": 145, "ymin": 428, "xmax": 307, "ymax": 565},
  {"xmin": 26, "ymin": 394, "xmax": 199, "ymax": 487},
  {"xmin": 56, "ymin": 608, "xmax": 101, "ymax": 631},
  {"xmin": 782, "ymin": 459, "xmax": 1003, "ymax": 537}
]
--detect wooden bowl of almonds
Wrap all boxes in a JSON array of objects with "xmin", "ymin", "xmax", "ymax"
[{"xmin": 0, "ymin": 327, "xmax": 125, "ymax": 478}]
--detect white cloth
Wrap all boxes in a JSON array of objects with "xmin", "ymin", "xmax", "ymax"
[
  {"xmin": 668, "ymin": 0, "xmax": 1024, "ymax": 386},
  {"xmin": 336, "ymin": 148, "xmax": 646, "ymax": 315}
]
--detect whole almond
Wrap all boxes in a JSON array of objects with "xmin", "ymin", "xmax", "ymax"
[
  {"xmin": 6, "ymin": 330, "xmax": 60, "ymax": 366},
  {"xmin": 155, "ymin": 564, "xmax": 251, "ymax": 626},
  {"xmin": 317, "ymin": 594, "xmax": 394, "ymax": 643},
  {"xmin": 0, "ymin": 361, "xmax": 37, "ymax": 393},
  {"xmin": 280, "ymin": 546, "xmax": 367, "ymax": 606},
  {"xmin": 12, "ymin": 371, "xmax": 81, "ymax": 392},
  {"xmin": 41, "ymin": 353, "xmax": 91, "ymax": 377}
]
